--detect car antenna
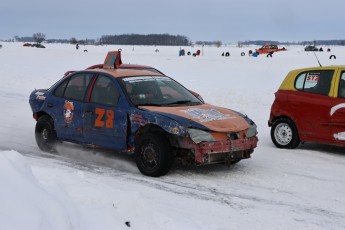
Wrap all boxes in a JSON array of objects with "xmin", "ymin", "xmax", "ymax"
[{"xmin": 313, "ymin": 51, "xmax": 322, "ymax": 67}]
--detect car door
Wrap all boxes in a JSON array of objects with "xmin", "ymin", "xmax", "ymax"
[
  {"xmin": 51, "ymin": 73, "xmax": 93, "ymax": 143},
  {"xmin": 83, "ymin": 74, "xmax": 128, "ymax": 150},
  {"xmin": 331, "ymin": 71, "xmax": 345, "ymax": 143},
  {"xmin": 289, "ymin": 70, "xmax": 334, "ymax": 141}
]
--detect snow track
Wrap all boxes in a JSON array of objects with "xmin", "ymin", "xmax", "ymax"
[
  {"xmin": 14, "ymin": 144, "xmax": 345, "ymax": 228},
  {"xmin": 1, "ymin": 43, "xmax": 345, "ymax": 229}
]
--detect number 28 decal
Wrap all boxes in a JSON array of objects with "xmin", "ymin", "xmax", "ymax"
[{"xmin": 95, "ymin": 108, "xmax": 114, "ymax": 128}]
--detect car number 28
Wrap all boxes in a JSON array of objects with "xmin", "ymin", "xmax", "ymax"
[{"xmin": 95, "ymin": 108, "xmax": 114, "ymax": 128}]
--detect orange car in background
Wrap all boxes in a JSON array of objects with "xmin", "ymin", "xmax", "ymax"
[{"xmin": 255, "ymin": 44, "xmax": 286, "ymax": 54}]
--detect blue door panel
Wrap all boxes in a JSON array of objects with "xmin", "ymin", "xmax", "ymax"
[
  {"xmin": 49, "ymin": 95, "xmax": 85, "ymax": 143},
  {"xmin": 83, "ymin": 103, "xmax": 127, "ymax": 150}
]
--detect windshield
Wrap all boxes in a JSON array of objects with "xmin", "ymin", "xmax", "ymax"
[{"xmin": 120, "ymin": 76, "xmax": 203, "ymax": 106}]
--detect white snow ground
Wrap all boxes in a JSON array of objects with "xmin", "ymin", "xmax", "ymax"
[{"xmin": 1, "ymin": 42, "xmax": 345, "ymax": 230}]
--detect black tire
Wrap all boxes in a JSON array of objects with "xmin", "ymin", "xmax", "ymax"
[
  {"xmin": 35, "ymin": 115, "xmax": 57, "ymax": 152},
  {"xmin": 135, "ymin": 133, "xmax": 173, "ymax": 177},
  {"xmin": 271, "ymin": 118, "xmax": 300, "ymax": 149},
  {"xmin": 231, "ymin": 159, "xmax": 241, "ymax": 165}
]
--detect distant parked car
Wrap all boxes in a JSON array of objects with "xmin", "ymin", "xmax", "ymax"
[
  {"xmin": 0, "ymin": 44, "xmax": 2, "ymax": 48},
  {"xmin": 23, "ymin": 43, "xmax": 32, "ymax": 47},
  {"xmin": 304, "ymin": 46, "xmax": 318, "ymax": 51},
  {"xmin": 32, "ymin": 44, "xmax": 45, "ymax": 48},
  {"xmin": 269, "ymin": 66, "xmax": 345, "ymax": 149},
  {"xmin": 255, "ymin": 44, "xmax": 286, "ymax": 54}
]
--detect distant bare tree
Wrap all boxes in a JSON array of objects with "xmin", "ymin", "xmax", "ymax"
[
  {"xmin": 33, "ymin": 33, "xmax": 46, "ymax": 44},
  {"xmin": 215, "ymin": 41, "xmax": 222, "ymax": 47},
  {"xmin": 70, "ymin": 37, "xmax": 77, "ymax": 44}
]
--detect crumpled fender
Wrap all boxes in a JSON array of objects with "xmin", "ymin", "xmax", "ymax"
[{"xmin": 127, "ymin": 108, "xmax": 209, "ymax": 146}]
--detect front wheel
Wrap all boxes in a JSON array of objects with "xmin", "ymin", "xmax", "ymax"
[
  {"xmin": 271, "ymin": 118, "xmax": 300, "ymax": 149},
  {"xmin": 135, "ymin": 133, "xmax": 173, "ymax": 177},
  {"xmin": 35, "ymin": 115, "xmax": 57, "ymax": 152}
]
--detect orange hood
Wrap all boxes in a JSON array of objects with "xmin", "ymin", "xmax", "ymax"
[{"xmin": 139, "ymin": 104, "xmax": 250, "ymax": 133}]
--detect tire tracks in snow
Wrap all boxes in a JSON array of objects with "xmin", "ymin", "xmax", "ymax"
[{"xmin": 4, "ymin": 146, "xmax": 345, "ymax": 225}]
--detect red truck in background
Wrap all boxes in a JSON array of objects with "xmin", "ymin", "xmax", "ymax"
[{"xmin": 255, "ymin": 44, "xmax": 286, "ymax": 54}]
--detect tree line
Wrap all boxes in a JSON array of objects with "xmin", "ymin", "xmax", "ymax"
[
  {"xmin": 239, "ymin": 40, "xmax": 345, "ymax": 46},
  {"xmin": 13, "ymin": 33, "xmax": 191, "ymax": 46},
  {"xmin": 10, "ymin": 34, "xmax": 345, "ymax": 46},
  {"xmin": 99, "ymin": 34, "xmax": 191, "ymax": 46}
]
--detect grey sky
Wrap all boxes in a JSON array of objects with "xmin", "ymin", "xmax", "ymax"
[{"xmin": 1, "ymin": 0, "xmax": 344, "ymax": 43}]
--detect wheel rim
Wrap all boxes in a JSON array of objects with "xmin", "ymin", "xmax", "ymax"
[
  {"xmin": 274, "ymin": 123, "xmax": 293, "ymax": 145},
  {"xmin": 140, "ymin": 143, "xmax": 158, "ymax": 169},
  {"xmin": 41, "ymin": 128, "xmax": 49, "ymax": 140}
]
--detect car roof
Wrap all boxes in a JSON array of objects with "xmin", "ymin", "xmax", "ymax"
[
  {"xmin": 290, "ymin": 65, "xmax": 345, "ymax": 73},
  {"xmin": 85, "ymin": 63, "xmax": 157, "ymax": 70},
  {"xmin": 278, "ymin": 65, "xmax": 345, "ymax": 91},
  {"xmin": 82, "ymin": 68, "xmax": 164, "ymax": 78}
]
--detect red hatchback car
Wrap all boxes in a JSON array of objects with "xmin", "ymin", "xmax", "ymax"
[{"xmin": 269, "ymin": 66, "xmax": 345, "ymax": 148}]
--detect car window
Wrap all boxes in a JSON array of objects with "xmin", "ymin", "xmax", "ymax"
[
  {"xmin": 90, "ymin": 75, "xmax": 119, "ymax": 106},
  {"xmin": 54, "ymin": 78, "xmax": 69, "ymax": 97},
  {"xmin": 295, "ymin": 70, "xmax": 334, "ymax": 96},
  {"xmin": 63, "ymin": 73, "xmax": 93, "ymax": 101},
  {"xmin": 338, "ymin": 72, "xmax": 345, "ymax": 98},
  {"xmin": 120, "ymin": 76, "xmax": 202, "ymax": 106}
]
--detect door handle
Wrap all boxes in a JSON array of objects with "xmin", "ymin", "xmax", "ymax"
[{"xmin": 47, "ymin": 102, "xmax": 53, "ymax": 108}]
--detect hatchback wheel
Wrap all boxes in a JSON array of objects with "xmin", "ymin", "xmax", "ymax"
[{"xmin": 271, "ymin": 118, "xmax": 300, "ymax": 149}]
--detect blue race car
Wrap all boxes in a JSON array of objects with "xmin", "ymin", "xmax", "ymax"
[{"xmin": 29, "ymin": 51, "xmax": 258, "ymax": 177}]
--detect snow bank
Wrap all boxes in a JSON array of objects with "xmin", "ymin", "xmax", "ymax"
[{"xmin": 0, "ymin": 151, "xmax": 81, "ymax": 230}]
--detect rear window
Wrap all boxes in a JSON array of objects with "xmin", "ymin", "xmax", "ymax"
[{"xmin": 294, "ymin": 70, "xmax": 334, "ymax": 96}]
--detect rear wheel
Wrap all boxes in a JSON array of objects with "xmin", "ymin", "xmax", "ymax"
[
  {"xmin": 271, "ymin": 118, "xmax": 300, "ymax": 149},
  {"xmin": 135, "ymin": 133, "xmax": 173, "ymax": 177},
  {"xmin": 35, "ymin": 115, "xmax": 57, "ymax": 152}
]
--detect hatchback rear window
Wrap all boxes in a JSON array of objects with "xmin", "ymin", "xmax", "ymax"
[{"xmin": 295, "ymin": 70, "xmax": 334, "ymax": 96}]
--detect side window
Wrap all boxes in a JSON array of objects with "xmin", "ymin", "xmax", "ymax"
[
  {"xmin": 339, "ymin": 72, "xmax": 345, "ymax": 98},
  {"xmin": 294, "ymin": 70, "xmax": 334, "ymax": 96},
  {"xmin": 54, "ymin": 79, "xmax": 69, "ymax": 97},
  {"xmin": 64, "ymin": 74, "xmax": 93, "ymax": 101},
  {"xmin": 295, "ymin": 73, "xmax": 306, "ymax": 90},
  {"xmin": 90, "ymin": 75, "xmax": 119, "ymax": 106}
]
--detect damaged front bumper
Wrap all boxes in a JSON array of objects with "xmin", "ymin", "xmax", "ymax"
[{"xmin": 193, "ymin": 136, "xmax": 258, "ymax": 165}]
